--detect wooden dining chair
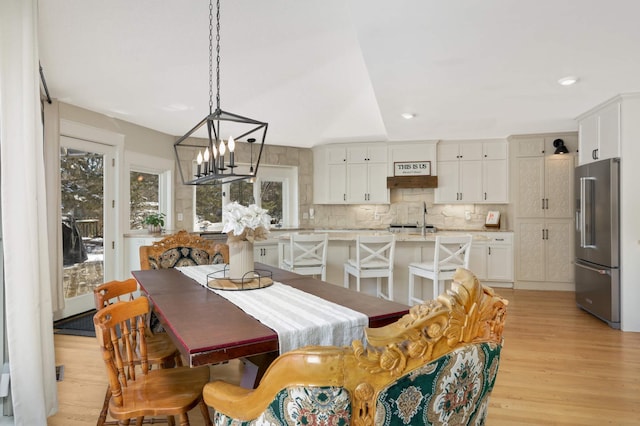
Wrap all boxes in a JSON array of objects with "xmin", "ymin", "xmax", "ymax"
[
  {"xmin": 93, "ymin": 279, "xmax": 183, "ymax": 426},
  {"xmin": 93, "ymin": 296, "xmax": 212, "ymax": 426},
  {"xmin": 203, "ymin": 268, "xmax": 508, "ymax": 425},
  {"xmin": 139, "ymin": 230, "xmax": 228, "ymax": 270}
]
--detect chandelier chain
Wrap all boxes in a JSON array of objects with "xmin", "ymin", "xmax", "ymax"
[
  {"xmin": 215, "ymin": 0, "xmax": 221, "ymax": 111},
  {"xmin": 208, "ymin": 0, "xmax": 214, "ymax": 113}
]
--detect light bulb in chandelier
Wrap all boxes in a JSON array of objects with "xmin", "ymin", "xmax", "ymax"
[{"xmin": 228, "ymin": 136, "xmax": 235, "ymax": 167}]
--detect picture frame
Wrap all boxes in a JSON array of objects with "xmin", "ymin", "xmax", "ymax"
[
  {"xmin": 485, "ymin": 211, "xmax": 500, "ymax": 228},
  {"xmin": 393, "ymin": 161, "xmax": 431, "ymax": 176}
]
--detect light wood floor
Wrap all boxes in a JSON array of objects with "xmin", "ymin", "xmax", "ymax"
[{"xmin": 48, "ymin": 289, "xmax": 640, "ymax": 425}]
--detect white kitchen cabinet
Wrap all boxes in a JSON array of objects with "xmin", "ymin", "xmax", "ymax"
[
  {"xmin": 468, "ymin": 233, "xmax": 513, "ymax": 284},
  {"xmin": 314, "ymin": 143, "xmax": 388, "ymax": 204},
  {"xmin": 346, "ymin": 144, "xmax": 388, "ymax": 203},
  {"xmin": 326, "ymin": 146, "xmax": 348, "ymax": 204},
  {"xmin": 515, "ymin": 153, "xmax": 574, "ymax": 219},
  {"xmin": 388, "ymin": 142, "xmax": 438, "ymax": 176},
  {"xmin": 438, "ymin": 142, "xmax": 483, "ymax": 161},
  {"xmin": 517, "ymin": 219, "xmax": 573, "ymax": 284},
  {"xmin": 435, "ymin": 140, "xmax": 507, "ymax": 204},
  {"xmin": 313, "ymin": 145, "xmax": 347, "ymax": 204},
  {"xmin": 468, "ymin": 241, "xmax": 487, "ymax": 280},
  {"xmin": 511, "ymin": 134, "xmax": 576, "ymax": 289},
  {"xmin": 254, "ymin": 242, "xmax": 279, "ymax": 267},
  {"xmin": 486, "ymin": 235, "xmax": 514, "ymax": 282},
  {"xmin": 578, "ymin": 99, "xmax": 621, "ymax": 165},
  {"xmin": 482, "ymin": 159, "xmax": 508, "ymax": 203},
  {"xmin": 482, "ymin": 141, "xmax": 508, "ymax": 159}
]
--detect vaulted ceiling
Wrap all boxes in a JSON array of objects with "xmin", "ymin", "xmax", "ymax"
[{"xmin": 38, "ymin": 0, "xmax": 640, "ymax": 148}]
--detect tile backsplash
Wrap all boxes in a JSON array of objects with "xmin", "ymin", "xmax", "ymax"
[{"xmin": 306, "ymin": 188, "xmax": 509, "ymax": 231}]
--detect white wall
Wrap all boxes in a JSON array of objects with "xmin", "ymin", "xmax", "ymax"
[{"xmin": 619, "ymin": 95, "xmax": 640, "ymax": 332}]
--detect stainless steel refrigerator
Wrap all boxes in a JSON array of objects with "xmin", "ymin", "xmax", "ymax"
[{"xmin": 574, "ymin": 157, "xmax": 620, "ymax": 329}]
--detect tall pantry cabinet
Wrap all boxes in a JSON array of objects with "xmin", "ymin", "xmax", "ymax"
[{"xmin": 511, "ymin": 134, "xmax": 577, "ymax": 290}]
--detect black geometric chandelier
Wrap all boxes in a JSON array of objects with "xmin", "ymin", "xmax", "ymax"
[{"xmin": 174, "ymin": 0, "xmax": 267, "ymax": 185}]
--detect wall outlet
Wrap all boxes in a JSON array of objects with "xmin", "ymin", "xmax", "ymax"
[
  {"xmin": 309, "ymin": 208, "xmax": 314, "ymax": 219},
  {"xmin": 465, "ymin": 211, "xmax": 471, "ymax": 221},
  {"xmin": 177, "ymin": 212, "xmax": 184, "ymax": 221},
  {"xmin": 374, "ymin": 212, "xmax": 380, "ymax": 220}
]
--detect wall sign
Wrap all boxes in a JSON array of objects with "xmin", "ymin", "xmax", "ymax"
[{"xmin": 393, "ymin": 161, "xmax": 431, "ymax": 176}]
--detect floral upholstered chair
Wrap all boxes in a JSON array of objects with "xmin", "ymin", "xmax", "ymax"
[
  {"xmin": 203, "ymin": 268, "xmax": 508, "ymax": 425},
  {"xmin": 139, "ymin": 230, "xmax": 229, "ymax": 270}
]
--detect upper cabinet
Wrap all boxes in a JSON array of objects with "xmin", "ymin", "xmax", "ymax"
[
  {"xmin": 512, "ymin": 135, "xmax": 576, "ymax": 219},
  {"xmin": 578, "ymin": 99, "xmax": 621, "ymax": 165},
  {"xmin": 434, "ymin": 140, "xmax": 509, "ymax": 204},
  {"xmin": 314, "ymin": 145, "xmax": 347, "ymax": 204},
  {"xmin": 346, "ymin": 145, "xmax": 389, "ymax": 203},
  {"xmin": 313, "ymin": 143, "xmax": 389, "ymax": 204}
]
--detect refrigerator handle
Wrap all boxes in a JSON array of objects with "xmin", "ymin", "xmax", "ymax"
[
  {"xmin": 579, "ymin": 177, "xmax": 596, "ymax": 248},
  {"xmin": 575, "ymin": 261, "xmax": 610, "ymax": 276}
]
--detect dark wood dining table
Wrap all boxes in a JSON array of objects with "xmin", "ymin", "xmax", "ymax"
[{"xmin": 132, "ymin": 263, "xmax": 410, "ymax": 370}]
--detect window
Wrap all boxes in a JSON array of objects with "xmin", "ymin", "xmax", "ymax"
[
  {"xmin": 125, "ymin": 152, "xmax": 174, "ymax": 231},
  {"xmin": 261, "ymin": 180, "xmax": 283, "ymax": 225},
  {"xmin": 194, "ymin": 165, "xmax": 298, "ymax": 230},
  {"xmin": 129, "ymin": 170, "xmax": 159, "ymax": 229},
  {"xmin": 195, "ymin": 184, "xmax": 223, "ymax": 229}
]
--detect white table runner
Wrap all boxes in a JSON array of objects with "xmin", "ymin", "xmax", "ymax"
[{"xmin": 177, "ymin": 264, "xmax": 368, "ymax": 353}]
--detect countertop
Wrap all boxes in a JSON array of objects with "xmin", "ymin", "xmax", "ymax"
[
  {"xmin": 126, "ymin": 227, "xmax": 512, "ymax": 240},
  {"xmin": 274, "ymin": 230, "xmax": 511, "ymax": 242}
]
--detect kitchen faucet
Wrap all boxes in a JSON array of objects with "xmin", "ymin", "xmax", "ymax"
[{"xmin": 422, "ymin": 201, "xmax": 428, "ymax": 237}]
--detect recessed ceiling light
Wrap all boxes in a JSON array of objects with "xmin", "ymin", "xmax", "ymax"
[
  {"xmin": 401, "ymin": 113, "xmax": 416, "ymax": 119},
  {"xmin": 558, "ymin": 76, "xmax": 579, "ymax": 86}
]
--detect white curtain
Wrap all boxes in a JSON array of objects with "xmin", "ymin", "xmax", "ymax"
[{"xmin": 0, "ymin": 0, "xmax": 59, "ymax": 424}]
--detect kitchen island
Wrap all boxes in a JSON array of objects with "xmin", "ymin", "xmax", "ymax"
[{"xmin": 276, "ymin": 229, "xmax": 513, "ymax": 304}]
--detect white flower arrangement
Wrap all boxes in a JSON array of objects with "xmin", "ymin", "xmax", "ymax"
[{"xmin": 222, "ymin": 202, "xmax": 271, "ymax": 244}]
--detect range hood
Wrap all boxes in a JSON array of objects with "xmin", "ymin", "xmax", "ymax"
[{"xmin": 386, "ymin": 175, "xmax": 438, "ymax": 189}]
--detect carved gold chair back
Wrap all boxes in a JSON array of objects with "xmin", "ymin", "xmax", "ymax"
[
  {"xmin": 204, "ymin": 268, "xmax": 508, "ymax": 425},
  {"xmin": 139, "ymin": 230, "xmax": 228, "ymax": 270}
]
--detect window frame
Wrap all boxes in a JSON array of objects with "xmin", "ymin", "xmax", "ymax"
[
  {"xmin": 193, "ymin": 163, "xmax": 298, "ymax": 230},
  {"xmin": 124, "ymin": 151, "xmax": 174, "ymax": 232}
]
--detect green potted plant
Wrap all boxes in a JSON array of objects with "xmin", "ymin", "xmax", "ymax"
[{"xmin": 143, "ymin": 212, "xmax": 166, "ymax": 233}]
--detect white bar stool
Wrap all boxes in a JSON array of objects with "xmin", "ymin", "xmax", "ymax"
[
  {"xmin": 279, "ymin": 233, "xmax": 329, "ymax": 281},
  {"xmin": 344, "ymin": 234, "xmax": 396, "ymax": 300},
  {"xmin": 408, "ymin": 235, "xmax": 472, "ymax": 305}
]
